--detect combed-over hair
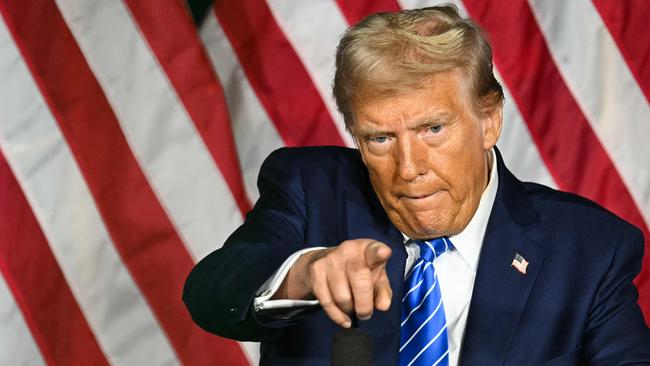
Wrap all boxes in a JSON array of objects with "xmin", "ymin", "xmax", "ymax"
[{"xmin": 333, "ymin": 5, "xmax": 504, "ymax": 128}]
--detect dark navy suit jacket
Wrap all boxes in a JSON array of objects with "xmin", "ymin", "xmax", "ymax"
[{"xmin": 183, "ymin": 146, "xmax": 650, "ymax": 365}]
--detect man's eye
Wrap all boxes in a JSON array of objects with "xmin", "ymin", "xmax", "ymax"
[
  {"xmin": 429, "ymin": 125, "xmax": 443, "ymax": 133},
  {"xmin": 370, "ymin": 136, "xmax": 388, "ymax": 143}
]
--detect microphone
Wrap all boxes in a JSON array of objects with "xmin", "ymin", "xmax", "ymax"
[{"xmin": 331, "ymin": 327, "xmax": 372, "ymax": 366}]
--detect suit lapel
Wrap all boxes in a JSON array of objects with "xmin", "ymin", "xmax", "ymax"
[
  {"xmin": 344, "ymin": 162, "xmax": 406, "ymax": 366},
  {"xmin": 460, "ymin": 149, "xmax": 547, "ymax": 366}
]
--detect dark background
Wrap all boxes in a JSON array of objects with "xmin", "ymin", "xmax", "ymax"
[{"xmin": 187, "ymin": 0, "xmax": 213, "ymax": 26}]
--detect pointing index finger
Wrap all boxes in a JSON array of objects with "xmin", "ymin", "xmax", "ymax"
[{"xmin": 364, "ymin": 241, "xmax": 392, "ymax": 269}]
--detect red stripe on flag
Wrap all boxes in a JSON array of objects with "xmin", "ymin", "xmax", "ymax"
[
  {"xmin": 0, "ymin": 1, "xmax": 248, "ymax": 364},
  {"xmin": 335, "ymin": 0, "xmax": 400, "ymax": 25},
  {"xmin": 212, "ymin": 1, "xmax": 345, "ymax": 147},
  {"xmin": 0, "ymin": 152, "xmax": 109, "ymax": 365},
  {"xmin": 592, "ymin": 0, "xmax": 650, "ymax": 104},
  {"xmin": 124, "ymin": 0, "xmax": 251, "ymax": 215},
  {"xmin": 461, "ymin": 0, "xmax": 650, "ymax": 321}
]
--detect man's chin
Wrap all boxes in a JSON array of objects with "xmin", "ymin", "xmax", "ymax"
[
  {"xmin": 384, "ymin": 204, "xmax": 457, "ymax": 238},
  {"xmin": 399, "ymin": 218, "xmax": 453, "ymax": 240}
]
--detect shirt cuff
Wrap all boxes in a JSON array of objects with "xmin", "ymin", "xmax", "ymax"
[{"xmin": 254, "ymin": 247, "xmax": 325, "ymax": 312}]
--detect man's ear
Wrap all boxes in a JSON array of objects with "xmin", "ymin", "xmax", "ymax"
[{"xmin": 481, "ymin": 106, "xmax": 503, "ymax": 150}]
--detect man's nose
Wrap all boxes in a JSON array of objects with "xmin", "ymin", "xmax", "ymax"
[{"xmin": 396, "ymin": 136, "xmax": 427, "ymax": 181}]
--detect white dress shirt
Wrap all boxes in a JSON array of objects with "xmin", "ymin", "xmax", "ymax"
[{"xmin": 255, "ymin": 150, "xmax": 499, "ymax": 366}]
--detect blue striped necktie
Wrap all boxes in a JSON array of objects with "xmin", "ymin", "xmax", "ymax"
[{"xmin": 399, "ymin": 237, "xmax": 451, "ymax": 366}]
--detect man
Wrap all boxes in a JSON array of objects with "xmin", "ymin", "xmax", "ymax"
[{"xmin": 183, "ymin": 6, "xmax": 650, "ymax": 365}]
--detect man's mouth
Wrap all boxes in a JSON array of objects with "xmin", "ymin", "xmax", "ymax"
[
  {"xmin": 398, "ymin": 190, "xmax": 442, "ymax": 203},
  {"xmin": 402, "ymin": 192, "xmax": 434, "ymax": 199}
]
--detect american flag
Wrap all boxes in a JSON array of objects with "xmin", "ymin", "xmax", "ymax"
[
  {"xmin": 511, "ymin": 253, "xmax": 529, "ymax": 275},
  {"xmin": 0, "ymin": 0, "xmax": 648, "ymax": 365}
]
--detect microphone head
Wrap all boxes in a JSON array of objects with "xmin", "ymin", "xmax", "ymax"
[{"xmin": 331, "ymin": 328, "xmax": 372, "ymax": 366}]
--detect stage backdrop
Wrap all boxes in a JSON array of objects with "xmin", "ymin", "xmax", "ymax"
[{"xmin": 1, "ymin": 0, "xmax": 648, "ymax": 364}]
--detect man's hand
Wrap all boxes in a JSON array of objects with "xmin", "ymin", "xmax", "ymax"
[{"xmin": 273, "ymin": 239, "xmax": 392, "ymax": 328}]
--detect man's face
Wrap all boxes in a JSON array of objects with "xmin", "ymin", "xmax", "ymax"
[{"xmin": 350, "ymin": 70, "xmax": 502, "ymax": 239}]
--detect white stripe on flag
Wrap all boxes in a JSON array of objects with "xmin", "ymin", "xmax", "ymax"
[
  {"xmin": 54, "ymin": 0, "xmax": 242, "ymax": 261},
  {"xmin": 240, "ymin": 341, "xmax": 261, "ymax": 366},
  {"xmin": 201, "ymin": 11, "xmax": 285, "ymax": 203},
  {"xmin": 266, "ymin": 0, "xmax": 354, "ymax": 147},
  {"xmin": 0, "ymin": 274, "xmax": 46, "ymax": 366},
  {"xmin": 529, "ymin": 0, "xmax": 650, "ymax": 227},
  {"xmin": 495, "ymin": 70, "xmax": 557, "ymax": 188},
  {"xmin": 0, "ymin": 18, "xmax": 179, "ymax": 365}
]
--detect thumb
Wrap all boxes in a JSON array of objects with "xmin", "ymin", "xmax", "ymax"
[{"xmin": 364, "ymin": 241, "xmax": 392, "ymax": 269}]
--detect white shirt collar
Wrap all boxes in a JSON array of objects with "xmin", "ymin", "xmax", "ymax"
[{"xmin": 402, "ymin": 149, "xmax": 499, "ymax": 272}]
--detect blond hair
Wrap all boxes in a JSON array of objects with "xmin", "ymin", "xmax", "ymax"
[{"xmin": 333, "ymin": 5, "xmax": 504, "ymax": 127}]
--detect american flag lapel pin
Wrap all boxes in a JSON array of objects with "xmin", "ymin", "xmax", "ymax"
[{"xmin": 511, "ymin": 253, "xmax": 529, "ymax": 275}]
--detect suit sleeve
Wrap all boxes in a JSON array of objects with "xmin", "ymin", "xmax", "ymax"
[
  {"xmin": 583, "ymin": 225, "xmax": 650, "ymax": 364},
  {"xmin": 182, "ymin": 148, "xmax": 313, "ymax": 341}
]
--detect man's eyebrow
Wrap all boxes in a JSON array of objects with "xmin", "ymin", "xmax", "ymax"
[
  {"xmin": 353, "ymin": 111, "xmax": 456, "ymax": 136},
  {"xmin": 355, "ymin": 128, "xmax": 393, "ymax": 137},
  {"xmin": 406, "ymin": 112, "xmax": 455, "ymax": 129}
]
